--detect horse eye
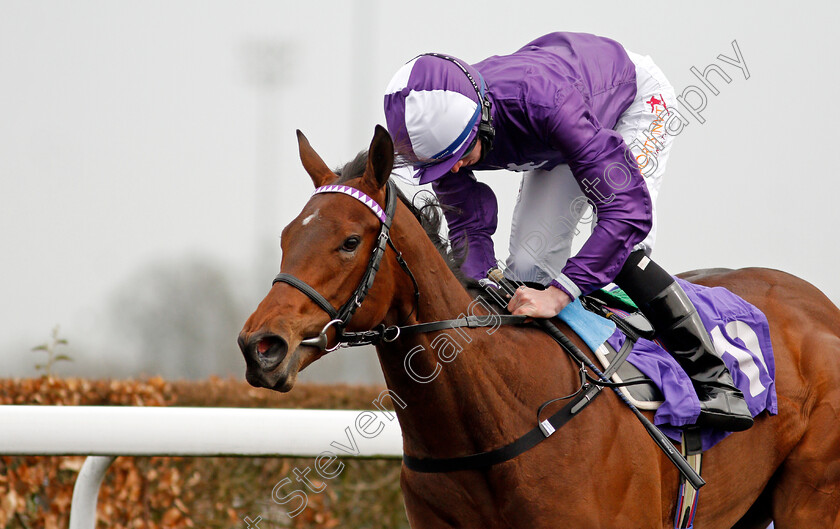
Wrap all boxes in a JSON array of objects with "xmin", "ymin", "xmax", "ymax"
[{"xmin": 341, "ymin": 236, "xmax": 361, "ymax": 252}]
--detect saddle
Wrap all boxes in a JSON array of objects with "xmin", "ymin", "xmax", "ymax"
[
  {"xmin": 579, "ymin": 289, "xmax": 664, "ymax": 409},
  {"xmin": 499, "ymin": 278, "xmax": 776, "ymax": 445},
  {"xmin": 517, "ymin": 281, "xmax": 665, "ymax": 408}
]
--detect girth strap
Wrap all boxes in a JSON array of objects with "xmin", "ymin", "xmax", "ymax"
[{"xmin": 403, "ymin": 332, "xmax": 636, "ymax": 473}]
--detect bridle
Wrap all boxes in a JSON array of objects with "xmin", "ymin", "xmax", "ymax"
[
  {"xmin": 272, "ymin": 179, "xmax": 519, "ymax": 351},
  {"xmin": 268, "ymin": 177, "xmax": 704, "ymax": 487},
  {"xmin": 272, "ymin": 179, "xmax": 519, "ymax": 352},
  {"xmin": 272, "ymin": 180, "xmax": 420, "ymax": 352}
]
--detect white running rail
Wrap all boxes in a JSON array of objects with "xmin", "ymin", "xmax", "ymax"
[{"xmin": 0, "ymin": 406, "xmax": 403, "ymax": 529}]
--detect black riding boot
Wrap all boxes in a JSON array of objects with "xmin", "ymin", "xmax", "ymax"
[{"xmin": 615, "ymin": 251, "xmax": 754, "ymax": 432}]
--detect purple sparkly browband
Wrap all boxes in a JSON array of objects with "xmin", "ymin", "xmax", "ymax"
[{"xmin": 312, "ymin": 185, "xmax": 387, "ymax": 224}]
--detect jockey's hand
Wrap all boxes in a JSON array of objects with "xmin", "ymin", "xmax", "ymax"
[{"xmin": 508, "ymin": 285, "xmax": 572, "ymax": 318}]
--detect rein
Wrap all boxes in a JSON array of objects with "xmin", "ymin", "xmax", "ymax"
[
  {"xmin": 274, "ymin": 180, "xmax": 528, "ymax": 351},
  {"xmin": 272, "ymin": 179, "xmax": 703, "ymax": 488}
]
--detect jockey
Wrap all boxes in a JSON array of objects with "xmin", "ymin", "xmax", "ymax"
[{"xmin": 383, "ymin": 32, "xmax": 754, "ymax": 432}]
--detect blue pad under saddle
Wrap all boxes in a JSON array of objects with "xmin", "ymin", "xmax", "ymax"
[{"xmin": 558, "ymin": 297, "xmax": 616, "ymax": 352}]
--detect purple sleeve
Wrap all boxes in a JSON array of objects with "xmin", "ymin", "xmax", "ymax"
[
  {"xmin": 541, "ymin": 85, "xmax": 653, "ymax": 297},
  {"xmin": 432, "ymin": 171, "xmax": 499, "ymax": 280}
]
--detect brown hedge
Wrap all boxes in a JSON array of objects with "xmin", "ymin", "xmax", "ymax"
[{"xmin": 0, "ymin": 377, "xmax": 408, "ymax": 529}]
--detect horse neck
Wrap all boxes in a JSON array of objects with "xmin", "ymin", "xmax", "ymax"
[{"xmin": 375, "ymin": 203, "xmax": 573, "ymax": 457}]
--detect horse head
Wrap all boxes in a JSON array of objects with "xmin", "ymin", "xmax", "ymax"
[{"xmin": 238, "ymin": 126, "xmax": 403, "ymax": 392}]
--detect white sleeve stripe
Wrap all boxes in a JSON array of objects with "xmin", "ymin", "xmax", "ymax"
[{"xmin": 553, "ymin": 274, "xmax": 582, "ymax": 300}]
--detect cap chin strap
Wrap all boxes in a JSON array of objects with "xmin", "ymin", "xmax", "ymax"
[{"xmin": 475, "ymin": 73, "xmax": 496, "ymax": 160}]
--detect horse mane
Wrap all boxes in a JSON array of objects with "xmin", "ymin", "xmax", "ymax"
[{"xmin": 334, "ymin": 151, "xmax": 478, "ymax": 292}]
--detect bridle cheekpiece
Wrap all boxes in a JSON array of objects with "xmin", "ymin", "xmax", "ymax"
[{"xmin": 272, "ymin": 180, "xmax": 417, "ymax": 351}]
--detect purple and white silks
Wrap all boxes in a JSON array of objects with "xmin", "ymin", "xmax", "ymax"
[{"xmin": 423, "ymin": 32, "xmax": 651, "ymax": 296}]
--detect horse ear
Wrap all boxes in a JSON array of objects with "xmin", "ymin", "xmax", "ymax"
[
  {"xmin": 297, "ymin": 130, "xmax": 336, "ymax": 187},
  {"xmin": 363, "ymin": 125, "xmax": 395, "ymax": 190}
]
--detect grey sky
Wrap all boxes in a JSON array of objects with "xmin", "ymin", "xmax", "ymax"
[{"xmin": 2, "ymin": 1, "xmax": 838, "ymax": 378}]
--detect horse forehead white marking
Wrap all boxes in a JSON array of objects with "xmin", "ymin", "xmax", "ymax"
[{"xmin": 302, "ymin": 209, "xmax": 319, "ymax": 226}]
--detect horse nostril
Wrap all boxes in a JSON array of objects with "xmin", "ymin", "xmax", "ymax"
[
  {"xmin": 256, "ymin": 336, "xmax": 278, "ymax": 355},
  {"xmin": 249, "ymin": 334, "xmax": 288, "ymax": 368}
]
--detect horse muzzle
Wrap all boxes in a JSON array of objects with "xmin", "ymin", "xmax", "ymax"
[{"xmin": 239, "ymin": 331, "xmax": 296, "ymax": 391}]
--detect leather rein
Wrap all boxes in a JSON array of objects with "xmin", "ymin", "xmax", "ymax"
[
  {"xmin": 273, "ymin": 180, "xmax": 525, "ymax": 351},
  {"xmin": 271, "ymin": 180, "xmax": 625, "ymax": 473}
]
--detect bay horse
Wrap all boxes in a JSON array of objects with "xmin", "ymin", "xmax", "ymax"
[{"xmin": 238, "ymin": 126, "xmax": 840, "ymax": 528}]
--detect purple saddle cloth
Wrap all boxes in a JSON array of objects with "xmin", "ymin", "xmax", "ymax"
[{"xmin": 605, "ymin": 277, "xmax": 778, "ymax": 450}]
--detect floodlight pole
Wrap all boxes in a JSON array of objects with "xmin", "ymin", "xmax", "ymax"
[{"xmin": 242, "ymin": 40, "xmax": 291, "ymax": 291}]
